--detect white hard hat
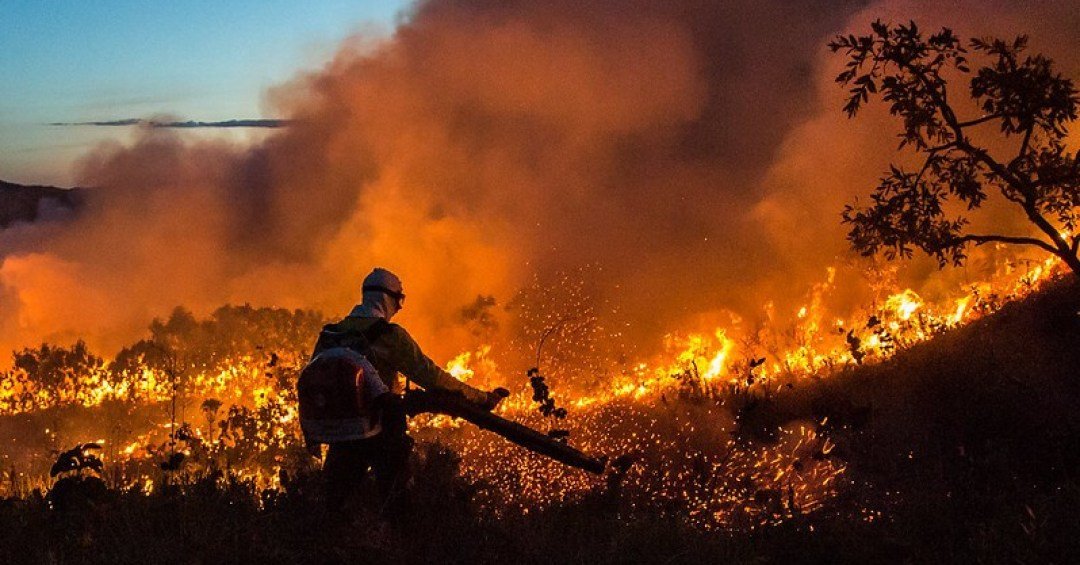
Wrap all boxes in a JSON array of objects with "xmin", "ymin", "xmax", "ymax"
[{"xmin": 362, "ymin": 267, "xmax": 404, "ymax": 298}]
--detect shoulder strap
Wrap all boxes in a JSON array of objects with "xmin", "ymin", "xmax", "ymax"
[{"xmin": 313, "ymin": 318, "xmax": 391, "ymax": 360}]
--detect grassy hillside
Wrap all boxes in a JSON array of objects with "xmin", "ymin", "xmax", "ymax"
[
  {"xmin": 0, "ymin": 278, "xmax": 1077, "ymax": 563},
  {"xmin": 788, "ymin": 276, "xmax": 1080, "ymax": 562}
]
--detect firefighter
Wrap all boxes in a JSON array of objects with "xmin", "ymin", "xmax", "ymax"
[{"xmin": 312, "ymin": 267, "xmax": 503, "ymax": 515}]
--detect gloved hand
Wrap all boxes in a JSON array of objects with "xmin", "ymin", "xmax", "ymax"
[
  {"xmin": 480, "ymin": 387, "xmax": 510, "ymax": 411},
  {"xmin": 460, "ymin": 385, "xmax": 509, "ymax": 410}
]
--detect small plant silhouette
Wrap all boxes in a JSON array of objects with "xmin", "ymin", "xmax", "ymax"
[
  {"xmin": 47, "ymin": 443, "xmax": 108, "ymax": 513},
  {"xmin": 527, "ymin": 367, "xmax": 569, "ymax": 441},
  {"xmin": 201, "ymin": 398, "xmax": 223, "ymax": 442},
  {"xmin": 50, "ymin": 443, "xmax": 104, "ymax": 478},
  {"xmin": 160, "ymin": 452, "xmax": 186, "ymax": 472},
  {"xmin": 528, "ymin": 367, "xmax": 567, "ymax": 420}
]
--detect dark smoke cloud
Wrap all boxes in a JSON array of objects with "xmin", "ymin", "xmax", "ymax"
[{"xmin": 0, "ymin": 0, "xmax": 1076, "ymax": 365}]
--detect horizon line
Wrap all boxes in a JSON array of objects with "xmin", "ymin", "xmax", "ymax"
[{"xmin": 49, "ymin": 118, "xmax": 291, "ymax": 129}]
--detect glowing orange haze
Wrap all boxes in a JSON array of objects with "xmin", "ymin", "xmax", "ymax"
[{"xmin": 0, "ymin": 0, "xmax": 1077, "ymax": 366}]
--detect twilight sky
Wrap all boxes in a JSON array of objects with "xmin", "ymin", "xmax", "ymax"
[{"xmin": 0, "ymin": 0, "xmax": 408, "ymax": 185}]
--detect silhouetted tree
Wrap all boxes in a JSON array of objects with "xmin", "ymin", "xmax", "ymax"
[{"xmin": 830, "ymin": 21, "xmax": 1080, "ymax": 276}]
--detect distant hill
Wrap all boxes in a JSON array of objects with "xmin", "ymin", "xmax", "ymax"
[{"xmin": 0, "ymin": 180, "xmax": 83, "ymax": 229}]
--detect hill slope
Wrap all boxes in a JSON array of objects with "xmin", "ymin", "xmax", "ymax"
[
  {"xmin": 0, "ymin": 180, "xmax": 83, "ymax": 229},
  {"xmin": 783, "ymin": 276, "xmax": 1080, "ymax": 561}
]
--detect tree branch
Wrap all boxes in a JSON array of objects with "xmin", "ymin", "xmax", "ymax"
[
  {"xmin": 956, "ymin": 114, "xmax": 1003, "ymax": 128},
  {"xmin": 913, "ymin": 151, "xmax": 942, "ymax": 187},
  {"xmin": 895, "ymin": 61, "xmax": 1021, "ymax": 188},
  {"xmin": 933, "ymin": 108, "xmax": 1070, "ymax": 256},
  {"xmin": 951, "ymin": 233, "xmax": 1058, "ymax": 254},
  {"xmin": 995, "ymin": 184, "xmax": 1026, "ymax": 205},
  {"xmin": 955, "ymin": 126, "xmax": 1074, "ymax": 263},
  {"xmin": 926, "ymin": 141, "xmax": 957, "ymax": 153},
  {"xmin": 1012, "ymin": 124, "xmax": 1034, "ymax": 168},
  {"xmin": 898, "ymin": 62, "xmax": 1065, "ymax": 251}
]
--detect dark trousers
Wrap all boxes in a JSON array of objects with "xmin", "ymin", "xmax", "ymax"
[{"xmin": 323, "ymin": 395, "xmax": 413, "ymax": 516}]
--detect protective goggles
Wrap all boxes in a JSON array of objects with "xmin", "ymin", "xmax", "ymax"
[{"xmin": 363, "ymin": 285, "xmax": 406, "ymax": 305}]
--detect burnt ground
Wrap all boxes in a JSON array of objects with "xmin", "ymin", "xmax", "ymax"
[{"xmin": 0, "ymin": 279, "xmax": 1078, "ymax": 564}]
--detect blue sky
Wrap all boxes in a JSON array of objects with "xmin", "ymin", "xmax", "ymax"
[{"xmin": 0, "ymin": 0, "xmax": 409, "ymax": 185}]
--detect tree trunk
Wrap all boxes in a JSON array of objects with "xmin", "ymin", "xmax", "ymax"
[{"xmin": 1061, "ymin": 250, "xmax": 1080, "ymax": 279}]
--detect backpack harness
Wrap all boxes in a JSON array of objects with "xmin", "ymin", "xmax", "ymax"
[{"xmin": 297, "ymin": 319, "xmax": 392, "ymax": 447}]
